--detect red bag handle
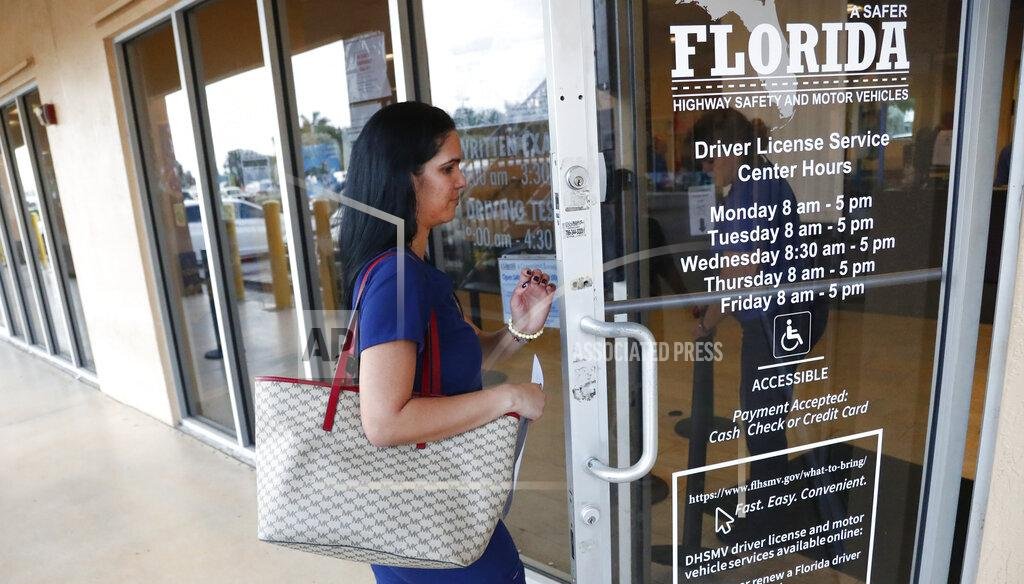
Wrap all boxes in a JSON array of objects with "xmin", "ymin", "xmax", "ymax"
[{"xmin": 322, "ymin": 252, "xmax": 442, "ymax": 446}]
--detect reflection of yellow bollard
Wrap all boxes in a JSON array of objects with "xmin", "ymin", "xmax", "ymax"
[
  {"xmin": 262, "ymin": 200, "xmax": 291, "ymax": 309},
  {"xmin": 313, "ymin": 199, "xmax": 337, "ymax": 311},
  {"xmin": 223, "ymin": 205, "xmax": 245, "ymax": 301},
  {"xmin": 736, "ymin": 427, "xmax": 749, "ymax": 518},
  {"xmin": 30, "ymin": 212, "xmax": 48, "ymax": 267}
]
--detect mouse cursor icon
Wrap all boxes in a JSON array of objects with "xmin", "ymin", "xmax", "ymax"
[{"xmin": 715, "ymin": 507, "xmax": 735, "ymax": 535}]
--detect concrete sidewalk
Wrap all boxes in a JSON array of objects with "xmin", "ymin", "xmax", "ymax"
[{"xmin": 0, "ymin": 341, "xmax": 374, "ymax": 583}]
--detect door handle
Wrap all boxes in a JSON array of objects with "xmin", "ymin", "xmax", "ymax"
[{"xmin": 579, "ymin": 316, "xmax": 659, "ymax": 483}]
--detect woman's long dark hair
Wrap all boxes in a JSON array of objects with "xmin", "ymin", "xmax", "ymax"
[{"xmin": 336, "ymin": 102, "xmax": 456, "ymax": 306}]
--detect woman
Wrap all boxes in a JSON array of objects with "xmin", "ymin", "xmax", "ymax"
[{"xmin": 336, "ymin": 101, "xmax": 552, "ymax": 583}]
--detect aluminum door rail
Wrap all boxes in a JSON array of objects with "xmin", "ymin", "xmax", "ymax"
[{"xmin": 579, "ymin": 316, "xmax": 658, "ymax": 483}]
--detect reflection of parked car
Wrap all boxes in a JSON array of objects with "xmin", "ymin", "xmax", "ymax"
[
  {"xmin": 242, "ymin": 180, "xmax": 278, "ymax": 199},
  {"xmin": 184, "ymin": 197, "xmax": 283, "ymax": 260}
]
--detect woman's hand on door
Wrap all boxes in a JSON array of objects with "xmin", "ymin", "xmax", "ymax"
[{"xmin": 510, "ymin": 267, "xmax": 557, "ymax": 335}]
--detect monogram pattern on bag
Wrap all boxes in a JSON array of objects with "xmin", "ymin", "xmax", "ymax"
[{"xmin": 255, "ymin": 379, "xmax": 519, "ymax": 568}]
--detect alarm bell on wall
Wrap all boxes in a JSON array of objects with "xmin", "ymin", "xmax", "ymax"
[{"xmin": 32, "ymin": 103, "xmax": 57, "ymax": 126}]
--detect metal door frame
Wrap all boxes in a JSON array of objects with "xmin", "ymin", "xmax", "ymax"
[
  {"xmin": 960, "ymin": 18, "xmax": 1024, "ymax": 584},
  {"xmin": 543, "ymin": 1, "xmax": 648, "ymax": 582},
  {"xmin": 915, "ymin": 0, "xmax": 1013, "ymax": 581},
  {"xmin": 541, "ymin": 0, "xmax": 1014, "ymax": 582}
]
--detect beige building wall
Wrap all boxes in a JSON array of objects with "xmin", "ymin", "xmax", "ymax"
[
  {"xmin": 0, "ymin": 0, "xmax": 182, "ymax": 424},
  {"xmin": 975, "ymin": 228, "xmax": 1024, "ymax": 582},
  {"xmin": 0, "ymin": 0, "xmax": 1022, "ymax": 579}
]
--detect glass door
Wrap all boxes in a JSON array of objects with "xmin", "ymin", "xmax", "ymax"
[
  {"xmin": 0, "ymin": 148, "xmax": 27, "ymax": 341},
  {"xmin": 540, "ymin": 0, "xmax": 993, "ymax": 582},
  {"xmin": 121, "ymin": 20, "xmax": 239, "ymax": 433},
  {"xmin": 0, "ymin": 89, "xmax": 94, "ymax": 371},
  {"xmin": 604, "ymin": 0, "xmax": 963, "ymax": 580},
  {"xmin": 21, "ymin": 89, "xmax": 96, "ymax": 371},
  {"xmin": 415, "ymin": 0, "xmax": 572, "ymax": 579},
  {"xmin": 0, "ymin": 101, "xmax": 72, "ymax": 357}
]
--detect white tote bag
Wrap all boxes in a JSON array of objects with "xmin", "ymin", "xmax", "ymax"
[{"xmin": 255, "ymin": 252, "xmax": 523, "ymax": 568}]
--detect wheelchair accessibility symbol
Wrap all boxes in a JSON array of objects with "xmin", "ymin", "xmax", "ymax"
[{"xmin": 773, "ymin": 311, "xmax": 812, "ymax": 359}]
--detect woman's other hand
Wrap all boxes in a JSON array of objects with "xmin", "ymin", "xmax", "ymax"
[
  {"xmin": 509, "ymin": 267, "xmax": 556, "ymax": 335},
  {"xmin": 498, "ymin": 382, "xmax": 546, "ymax": 421}
]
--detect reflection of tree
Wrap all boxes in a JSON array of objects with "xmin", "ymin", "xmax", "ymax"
[
  {"xmin": 174, "ymin": 160, "xmax": 195, "ymax": 189},
  {"xmin": 300, "ymin": 111, "xmax": 346, "ymax": 172},
  {"xmin": 300, "ymin": 111, "xmax": 332, "ymax": 135},
  {"xmin": 453, "ymin": 106, "xmax": 504, "ymax": 128},
  {"xmin": 452, "ymin": 82, "xmax": 549, "ymax": 129}
]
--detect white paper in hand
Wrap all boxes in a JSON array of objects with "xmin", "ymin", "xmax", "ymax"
[
  {"xmin": 503, "ymin": 355, "xmax": 542, "ymax": 517},
  {"xmin": 531, "ymin": 354, "xmax": 544, "ymax": 389}
]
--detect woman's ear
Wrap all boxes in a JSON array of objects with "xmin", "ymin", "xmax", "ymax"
[{"xmin": 410, "ymin": 173, "xmax": 423, "ymax": 206}]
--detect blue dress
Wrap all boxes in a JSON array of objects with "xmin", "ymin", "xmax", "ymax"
[{"xmin": 353, "ymin": 248, "xmax": 527, "ymax": 584}]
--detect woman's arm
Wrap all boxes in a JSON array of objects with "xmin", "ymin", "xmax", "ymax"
[
  {"xmin": 468, "ymin": 320, "xmax": 523, "ymax": 369},
  {"xmin": 358, "ymin": 339, "xmax": 545, "ymax": 447}
]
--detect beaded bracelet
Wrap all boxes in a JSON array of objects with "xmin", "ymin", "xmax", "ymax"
[{"xmin": 507, "ymin": 318, "xmax": 544, "ymax": 343}]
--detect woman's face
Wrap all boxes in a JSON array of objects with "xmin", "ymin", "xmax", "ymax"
[{"xmin": 413, "ymin": 130, "xmax": 467, "ymax": 231}]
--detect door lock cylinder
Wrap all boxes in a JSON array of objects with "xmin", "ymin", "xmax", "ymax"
[
  {"xmin": 566, "ymin": 165, "xmax": 589, "ymax": 190},
  {"xmin": 580, "ymin": 504, "xmax": 601, "ymax": 526}
]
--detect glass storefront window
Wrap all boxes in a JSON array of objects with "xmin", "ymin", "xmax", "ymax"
[
  {"xmin": 420, "ymin": 0, "xmax": 568, "ymax": 578},
  {"xmin": 108, "ymin": 2, "xmax": 1013, "ymax": 581},
  {"xmin": 1, "ymin": 103, "xmax": 71, "ymax": 358},
  {"xmin": 22, "ymin": 89, "xmax": 96, "ymax": 371},
  {"xmin": 0, "ymin": 292, "xmax": 6, "ymax": 335},
  {"xmin": 0, "ymin": 154, "xmax": 20, "ymax": 339},
  {"xmin": 284, "ymin": 0, "xmax": 398, "ymax": 312},
  {"xmin": 187, "ymin": 0, "xmax": 306, "ymax": 437},
  {"xmin": 0, "ymin": 243, "xmax": 8, "ymax": 334},
  {"xmin": 423, "ymin": 0, "xmax": 552, "ymax": 283},
  {"xmin": 124, "ymin": 21, "xmax": 236, "ymax": 432}
]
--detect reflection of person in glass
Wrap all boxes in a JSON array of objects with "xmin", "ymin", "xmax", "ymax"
[
  {"xmin": 690, "ymin": 108, "xmax": 808, "ymax": 503},
  {"xmin": 336, "ymin": 102, "xmax": 553, "ymax": 584}
]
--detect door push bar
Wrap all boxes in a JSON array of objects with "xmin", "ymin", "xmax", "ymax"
[{"xmin": 579, "ymin": 316, "xmax": 659, "ymax": 483}]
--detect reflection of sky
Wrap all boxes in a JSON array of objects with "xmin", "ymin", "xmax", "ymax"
[
  {"xmin": 205, "ymin": 68, "xmax": 278, "ymax": 170},
  {"xmin": 167, "ymin": 42, "xmax": 356, "ymax": 179},
  {"xmin": 422, "ymin": 0, "xmax": 545, "ymax": 113},
  {"xmin": 292, "ymin": 42, "xmax": 352, "ymax": 130},
  {"xmin": 13, "ymin": 146, "xmax": 38, "ymax": 205},
  {"xmin": 167, "ymin": 67, "xmax": 278, "ymax": 179},
  {"xmin": 166, "ymin": 90, "xmax": 195, "ymax": 177},
  {"xmin": 164, "ymin": 0, "xmax": 547, "ymax": 178}
]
